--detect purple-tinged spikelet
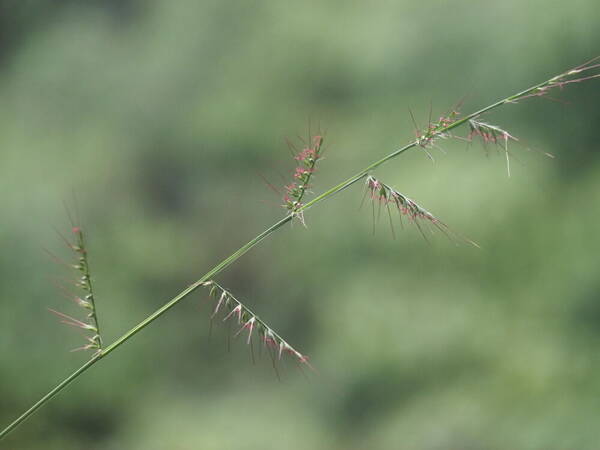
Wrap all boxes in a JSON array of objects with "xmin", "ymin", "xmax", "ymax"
[
  {"xmin": 467, "ymin": 119, "xmax": 518, "ymax": 176},
  {"xmin": 408, "ymin": 103, "xmax": 463, "ymax": 161},
  {"xmin": 283, "ymin": 134, "xmax": 324, "ymax": 225}
]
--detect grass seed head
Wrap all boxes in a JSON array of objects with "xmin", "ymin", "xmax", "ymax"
[
  {"xmin": 49, "ymin": 224, "xmax": 103, "ymax": 353},
  {"xmin": 283, "ymin": 133, "xmax": 325, "ymax": 221},
  {"xmin": 204, "ymin": 282, "xmax": 312, "ymax": 373},
  {"xmin": 364, "ymin": 175, "xmax": 478, "ymax": 247}
]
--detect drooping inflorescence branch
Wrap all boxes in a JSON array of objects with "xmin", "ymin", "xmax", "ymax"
[
  {"xmin": 201, "ymin": 281, "xmax": 311, "ymax": 371},
  {"xmin": 467, "ymin": 119, "xmax": 519, "ymax": 176},
  {"xmin": 363, "ymin": 175, "xmax": 479, "ymax": 247}
]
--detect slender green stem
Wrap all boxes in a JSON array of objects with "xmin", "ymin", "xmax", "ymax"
[
  {"xmin": 0, "ymin": 67, "xmax": 585, "ymax": 441},
  {"xmin": 0, "ymin": 355, "xmax": 100, "ymax": 439}
]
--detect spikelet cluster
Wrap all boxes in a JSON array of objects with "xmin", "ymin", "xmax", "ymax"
[
  {"xmin": 283, "ymin": 134, "xmax": 324, "ymax": 224},
  {"xmin": 202, "ymin": 281, "xmax": 311, "ymax": 370},
  {"xmin": 467, "ymin": 119, "xmax": 518, "ymax": 176},
  {"xmin": 414, "ymin": 107, "xmax": 461, "ymax": 149},
  {"xmin": 49, "ymin": 226, "xmax": 102, "ymax": 353},
  {"xmin": 363, "ymin": 175, "xmax": 478, "ymax": 247}
]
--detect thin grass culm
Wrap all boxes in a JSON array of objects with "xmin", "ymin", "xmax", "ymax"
[{"xmin": 1, "ymin": 59, "xmax": 599, "ymax": 440}]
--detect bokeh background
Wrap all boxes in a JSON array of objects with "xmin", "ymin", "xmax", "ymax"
[{"xmin": 1, "ymin": 1, "xmax": 599, "ymax": 449}]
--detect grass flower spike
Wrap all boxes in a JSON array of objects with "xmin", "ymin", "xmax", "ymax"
[
  {"xmin": 467, "ymin": 119, "xmax": 518, "ymax": 176},
  {"xmin": 284, "ymin": 133, "xmax": 324, "ymax": 225},
  {"xmin": 410, "ymin": 104, "xmax": 462, "ymax": 159},
  {"xmin": 363, "ymin": 175, "xmax": 479, "ymax": 247},
  {"xmin": 50, "ymin": 225, "xmax": 103, "ymax": 353},
  {"xmin": 203, "ymin": 281, "xmax": 311, "ymax": 371}
]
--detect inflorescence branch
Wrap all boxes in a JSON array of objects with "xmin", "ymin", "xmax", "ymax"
[
  {"xmin": 201, "ymin": 281, "xmax": 311, "ymax": 371},
  {"xmin": 49, "ymin": 226, "xmax": 103, "ymax": 353}
]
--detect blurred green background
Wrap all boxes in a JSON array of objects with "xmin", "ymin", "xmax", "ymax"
[{"xmin": 1, "ymin": 1, "xmax": 599, "ymax": 449}]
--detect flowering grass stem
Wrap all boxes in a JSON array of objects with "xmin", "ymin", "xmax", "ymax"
[{"xmin": 1, "ymin": 60, "xmax": 598, "ymax": 441}]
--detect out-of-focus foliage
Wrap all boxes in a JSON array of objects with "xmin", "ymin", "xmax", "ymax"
[{"xmin": 1, "ymin": 1, "xmax": 599, "ymax": 449}]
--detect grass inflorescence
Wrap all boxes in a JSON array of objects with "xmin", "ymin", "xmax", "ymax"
[
  {"xmin": 362, "ymin": 175, "xmax": 479, "ymax": 247},
  {"xmin": 283, "ymin": 133, "xmax": 325, "ymax": 225},
  {"xmin": 48, "ymin": 225, "xmax": 103, "ymax": 353},
  {"xmin": 1, "ymin": 58, "xmax": 599, "ymax": 441},
  {"xmin": 202, "ymin": 281, "xmax": 312, "ymax": 374},
  {"xmin": 467, "ymin": 119, "xmax": 519, "ymax": 176}
]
